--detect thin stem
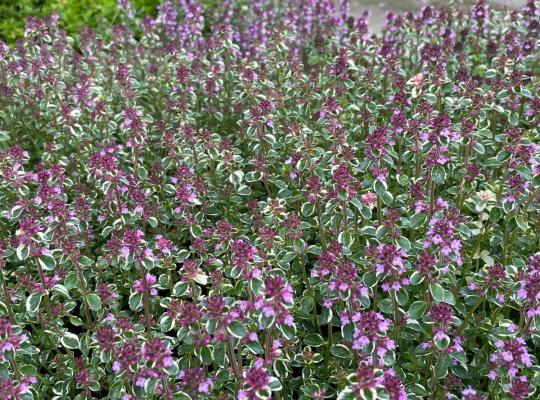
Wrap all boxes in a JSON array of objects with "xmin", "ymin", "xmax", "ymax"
[
  {"xmin": 76, "ymin": 263, "xmax": 93, "ymax": 328},
  {"xmin": 392, "ymin": 291, "xmax": 400, "ymax": 345},
  {"xmin": 265, "ymin": 325, "xmax": 274, "ymax": 361},
  {"xmin": 140, "ymin": 264, "xmax": 152, "ymax": 336},
  {"xmin": 36, "ymin": 259, "xmax": 53, "ymax": 318},
  {"xmin": 456, "ymin": 296, "xmax": 484, "ymax": 336},
  {"xmin": 228, "ymin": 339, "xmax": 241, "ymax": 379},
  {"xmin": 430, "ymin": 351, "xmax": 443, "ymax": 398},
  {"xmin": 317, "ymin": 200, "xmax": 327, "ymax": 250}
]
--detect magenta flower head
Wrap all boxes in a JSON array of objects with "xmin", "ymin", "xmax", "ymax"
[
  {"xmin": 132, "ymin": 273, "xmax": 158, "ymax": 296},
  {"xmin": 142, "ymin": 338, "xmax": 173, "ymax": 368}
]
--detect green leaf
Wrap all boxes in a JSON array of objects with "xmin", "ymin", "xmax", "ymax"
[
  {"xmin": 304, "ymin": 333, "xmax": 325, "ymax": 347},
  {"xmin": 172, "ymin": 282, "xmax": 189, "ymax": 297},
  {"xmin": 142, "ymin": 257, "xmax": 155, "ymax": 270},
  {"xmin": 148, "ymin": 217, "xmax": 158, "ymax": 228},
  {"xmin": 319, "ymin": 308, "xmax": 332, "ymax": 325},
  {"xmin": 410, "ymin": 271, "xmax": 424, "ymax": 285},
  {"xmin": 269, "ymin": 377, "xmax": 282, "ymax": 391},
  {"xmin": 396, "ymin": 236, "xmax": 411, "ymax": 252},
  {"xmin": 359, "ymin": 205, "xmax": 372, "ymax": 220},
  {"xmin": 61, "ymin": 332, "xmax": 80, "ymax": 350},
  {"xmin": 338, "ymin": 231, "xmax": 354, "ymax": 249},
  {"xmin": 0, "ymin": 131, "xmax": 11, "ymax": 142},
  {"xmin": 373, "ymin": 180, "xmax": 387, "ymax": 196},
  {"xmin": 229, "ymin": 170, "xmax": 244, "ymax": 185},
  {"xmin": 409, "ymin": 383, "xmax": 430, "ymax": 396},
  {"xmin": 434, "ymin": 334, "xmax": 450, "ymax": 351},
  {"xmin": 497, "ymin": 89, "xmax": 509, "ymax": 100},
  {"xmin": 129, "ymin": 292, "xmax": 143, "ymax": 311},
  {"xmin": 86, "ymin": 294, "xmax": 102, "ymax": 311},
  {"xmin": 249, "ymin": 278, "xmax": 264, "ymax": 296},
  {"xmin": 237, "ymin": 184, "xmax": 251, "ymax": 196},
  {"xmin": 330, "ymin": 344, "xmax": 351, "ymax": 358},
  {"xmin": 52, "ymin": 284, "xmax": 70, "ymax": 298},
  {"xmin": 246, "ymin": 341, "xmax": 264, "ymax": 354},
  {"xmin": 410, "ymin": 213, "xmax": 427, "ymax": 228},
  {"xmin": 443, "ymin": 290, "xmax": 456, "ymax": 305},
  {"xmin": 160, "ymin": 315, "xmax": 174, "ymax": 332},
  {"xmin": 136, "ymin": 166, "xmax": 148, "ymax": 180},
  {"xmin": 481, "ymin": 253, "xmax": 495, "ymax": 267},
  {"xmin": 26, "ymin": 293, "xmax": 42, "ymax": 314},
  {"xmin": 363, "ymin": 271, "xmax": 378, "ymax": 288},
  {"xmin": 508, "ymin": 112, "xmax": 519, "ymax": 126},
  {"xmin": 307, "ymin": 245, "xmax": 322, "ymax": 255},
  {"xmin": 245, "ymin": 171, "xmax": 262, "ymax": 182},
  {"xmin": 38, "ymin": 255, "xmax": 56, "ymax": 271},
  {"xmin": 431, "ymin": 165, "xmax": 446, "ymax": 184},
  {"xmin": 473, "ymin": 143, "xmax": 485, "ymax": 155},
  {"xmin": 78, "ymin": 256, "xmax": 93, "ymax": 267},
  {"xmin": 192, "ymin": 273, "xmax": 208, "ymax": 285},
  {"xmin": 293, "ymin": 239, "xmax": 305, "ymax": 253},
  {"xmin": 430, "ymin": 283, "xmax": 445, "ymax": 303},
  {"xmin": 381, "ymin": 190, "xmax": 393, "ymax": 206},
  {"xmin": 408, "ymin": 301, "xmax": 427, "ymax": 320},
  {"xmin": 515, "ymin": 215, "xmax": 528, "ymax": 230},
  {"xmin": 396, "ymin": 288, "xmax": 409, "ymax": 306},
  {"xmin": 301, "ymin": 202, "xmax": 315, "ymax": 217},
  {"xmin": 277, "ymin": 323, "xmax": 296, "ymax": 340},
  {"xmin": 190, "ymin": 224, "xmax": 203, "ymax": 237},
  {"xmin": 425, "ymin": 93, "xmax": 437, "ymax": 104},
  {"xmin": 173, "ymin": 391, "xmax": 192, "ymax": 400},
  {"xmin": 198, "ymin": 346, "xmax": 213, "ymax": 365},
  {"xmin": 226, "ymin": 320, "xmax": 247, "ymax": 339},
  {"xmin": 16, "ymin": 245, "xmax": 29, "ymax": 261}
]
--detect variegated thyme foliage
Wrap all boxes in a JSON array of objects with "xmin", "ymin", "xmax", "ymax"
[{"xmin": 0, "ymin": 1, "xmax": 539, "ymax": 399}]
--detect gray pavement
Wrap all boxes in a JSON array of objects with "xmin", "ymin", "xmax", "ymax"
[{"xmin": 348, "ymin": 0, "xmax": 528, "ymax": 31}]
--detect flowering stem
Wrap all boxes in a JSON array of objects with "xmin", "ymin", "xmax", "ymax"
[
  {"xmin": 496, "ymin": 158, "xmax": 511, "ymax": 203},
  {"xmin": 429, "ymin": 351, "xmax": 443, "ymax": 398},
  {"xmin": 518, "ymin": 314, "xmax": 533, "ymax": 337},
  {"xmin": 316, "ymin": 200, "xmax": 327, "ymax": 250},
  {"xmin": 488, "ymin": 377, "xmax": 500, "ymax": 398},
  {"xmin": 300, "ymin": 252, "xmax": 310, "ymax": 290},
  {"xmin": 415, "ymin": 139, "xmax": 422, "ymax": 180},
  {"xmin": 503, "ymin": 225, "xmax": 519, "ymax": 264},
  {"xmin": 327, "ymin": 321, "xmax": 333, "ymax": 349},
  {"xmin": 228, "ymin": 338, "xmax": 241, "ymax": 379},
  {"xmin": 265, "ymin": 325, "xmax": 274, "ymax": 360},
  {"xmin": 376, "ymin": 196, "xmax": 382, "ymax": 226},
  {"xmin": 522, "ymin": 186, "xmax": 540, "ymax": 213},
  {"xmin": 354, "ymin": 207, "xmax": 361, "ymax": 252},
  {"xmin": 76, "ymin": 263, "xmax": 93, "ymax": 328},
  {"xmin": 140, "ymin": 264, "xmax": 152, "ymax": 336},
  {"xmin": 428, "ymin": 178, "xmax": 435, "ymax": 216},
  {"xmin": 36, "ymin": 258, "xmax": 53, "ymax": 319},
  {"xmin": 114, "ymin": 182, "xmax": 125, "ymax": 229},
  {"xmin": 10, "ymin": 360, "xmax": 21, "ymax": 382},
  {"xmin": 1, "ymin": 276, "xmax": 22, "ymax": 381},
  {"xmin": 262, "ymin": 179, "xmax": 273, "ymax": 198},
  {"xmin": 392, "ymin": 290, "xmax": 400, "ymax": 345},
  {"xmin": 397, "ymin": 137, "xmax": 403, "ymax": 173},
  {"xmin": 342, "ymin": 201, "xmax": 347, "ymax": 233},
  {"xmin": 456, "ymin": 296, "xmax": 484, "ymax": 336},
  {"xmin": 0, "ymin": 275, "xmax": 15, "ymax": 322}
]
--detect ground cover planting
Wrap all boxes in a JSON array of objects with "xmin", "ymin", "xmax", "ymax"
[{"xmin": 0, "ymin": 0, "xmax": 539, "ymax": 399}]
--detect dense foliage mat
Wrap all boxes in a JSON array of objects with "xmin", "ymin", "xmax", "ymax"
[{"xmin": 0, "ymin": 0, "xmax": 539, "ymax": 399}]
